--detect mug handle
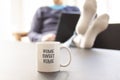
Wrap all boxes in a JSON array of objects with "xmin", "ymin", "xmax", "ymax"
[{"xmin": 60, "ymin": 45, "xmax": 72, "ymax": 67}]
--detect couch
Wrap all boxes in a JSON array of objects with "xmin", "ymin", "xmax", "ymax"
[{"xmin": 93, "ymin": 23, "xmax": 120, "ymax": 50}]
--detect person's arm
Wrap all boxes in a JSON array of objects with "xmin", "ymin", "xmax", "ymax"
[{"xmin": 28, "ymin": 7, "xmax": 44, "ymax": 42}]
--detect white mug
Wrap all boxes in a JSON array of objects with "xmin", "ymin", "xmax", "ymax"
[{"xmin": 36, "ymin": 41, "xmax": 71, "ymax": 72}]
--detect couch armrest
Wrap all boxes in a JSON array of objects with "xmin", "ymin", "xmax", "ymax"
[{"xmin": 13, "ymin": 32, "xmax": 28, "ymax": 41}]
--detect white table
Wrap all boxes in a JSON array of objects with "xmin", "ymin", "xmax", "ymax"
[{"xmin": 0, "ymin": 41, "xmax": 120, "ymax": 80}]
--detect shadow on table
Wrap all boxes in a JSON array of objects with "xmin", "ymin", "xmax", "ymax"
[{"xmin": 37, "ymin": 71, "xmax": 69, "ymax": 80}]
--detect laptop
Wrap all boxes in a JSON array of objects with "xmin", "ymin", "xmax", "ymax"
[{"xmin": 55, "ymin": 13, "xmax": 80, "ymax": 43}]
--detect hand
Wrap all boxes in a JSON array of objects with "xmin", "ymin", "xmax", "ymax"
[{"xmin": 41, "ymin": 34, "xmax": 56, "ymax": 41}]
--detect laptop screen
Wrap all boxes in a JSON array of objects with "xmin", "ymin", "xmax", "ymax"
[{"xmin": 55, "ymin": 13, "xmax": 80, "ymax": 43}]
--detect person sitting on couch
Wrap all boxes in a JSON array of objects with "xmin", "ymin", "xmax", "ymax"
[
  {"xmin": 28, "ymin": 0, "xmax": 80, "ymax": 42},
  {"xmin": 28, "ymin": 0, "xmax": 109, "ymax": 49}
]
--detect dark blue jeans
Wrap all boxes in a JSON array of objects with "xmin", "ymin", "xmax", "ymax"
[{"xmin": 63, "ymin": 33, "xmax": 77, "ymax": 47}]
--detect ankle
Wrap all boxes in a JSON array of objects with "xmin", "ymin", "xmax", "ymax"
[{"xmin": 73, "ymin": 35, "xmax": 82, "ymax": 47}]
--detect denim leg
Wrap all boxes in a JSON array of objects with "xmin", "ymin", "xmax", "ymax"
[{"xmin": 63, "ymin": 33, "xmax": 77, "ymax": 47}]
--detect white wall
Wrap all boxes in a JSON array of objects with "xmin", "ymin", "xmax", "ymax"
[
  {"xmin": 108, "ymin": 0, "xmax": 120, "ymax": 23},
  {"xmin": 0, "ymin": 0, "xmax": 11, "ymax": 40},
  {"xmin": 11, "ymin": 0, "xmax": 24, "ymax": 32}
]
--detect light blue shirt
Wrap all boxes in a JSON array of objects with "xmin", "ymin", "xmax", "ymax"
[{"xmin": 50, "ymin": 5, "xmax": 66, "ymax": 10}]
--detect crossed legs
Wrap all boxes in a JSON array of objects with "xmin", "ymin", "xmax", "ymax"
[{"xmin": 73, "ymin": 0, "xmax": 109, "ymax": 48}]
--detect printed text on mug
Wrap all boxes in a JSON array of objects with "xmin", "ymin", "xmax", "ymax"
[{"xmin": 42, "ymin": 49, "xmax": 55, "ymax": 64}]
